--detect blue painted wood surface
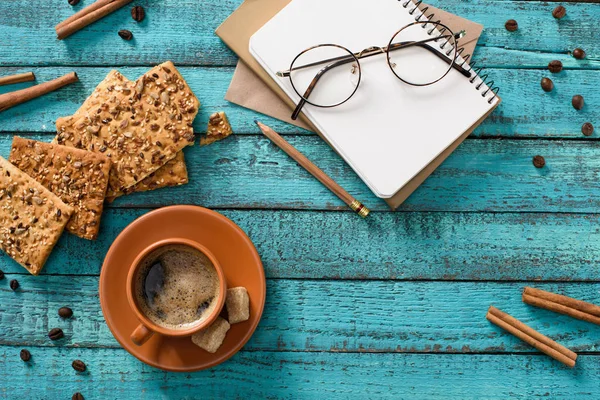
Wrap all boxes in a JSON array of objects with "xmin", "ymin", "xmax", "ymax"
[{"xmin": 1, "ymin": 0, "xmax": 600, "ymax": 398}]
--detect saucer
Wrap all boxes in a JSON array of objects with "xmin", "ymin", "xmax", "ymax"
[{"xmin": 99, "ymin": 205, "xmax": 266, "ymax": 372}]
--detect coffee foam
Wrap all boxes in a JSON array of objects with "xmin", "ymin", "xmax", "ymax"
[{"xmin": 134, "ymin": 244, "xmax": 220, "ymax": 330}]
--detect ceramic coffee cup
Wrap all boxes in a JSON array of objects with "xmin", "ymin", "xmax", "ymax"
[{"xmin": 126, "ymin": 238, "xmax": 227, "ymax": 346}]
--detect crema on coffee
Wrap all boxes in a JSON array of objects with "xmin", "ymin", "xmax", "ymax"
[{"xmin": 134, "ymin": 244, "xmax": 220, "ymax": 330}]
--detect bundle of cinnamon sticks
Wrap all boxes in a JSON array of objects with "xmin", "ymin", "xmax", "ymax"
[
  {"xmin": 0, "ymin": 72, "xmax": 78, "ymax": 113},
  {"xmin": 56, "ymin": 0, "xmax": 132, "ymax": 40},
  {"xmin": 486, "ymin": 287, "xmax": 600, "ymax": 368}
]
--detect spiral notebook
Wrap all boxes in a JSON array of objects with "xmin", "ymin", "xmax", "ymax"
[{"xmin": 249, "ymin": 0, "xmax": 500, "ymax": 199}]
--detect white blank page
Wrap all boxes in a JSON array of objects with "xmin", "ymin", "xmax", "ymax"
[{"xmin": 250, "ymin": 0, "xmax": 498, "ymax": 198}]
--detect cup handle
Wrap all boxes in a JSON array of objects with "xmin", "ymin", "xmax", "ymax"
[{"xmin": 131, "ymin": 323, "xmax": 154, "ymax": 346}]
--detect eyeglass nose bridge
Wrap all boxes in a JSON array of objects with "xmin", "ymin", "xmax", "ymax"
[{"xmin": 357, "ymin": 46, "xmax": 387, "ymax": 57}]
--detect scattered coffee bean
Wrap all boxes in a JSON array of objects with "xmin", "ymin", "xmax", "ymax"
[
  {"xmin": 118, "ymin": 29, "xmax": 133, "ymax": 40},
  {"xmin": 48, "ymin": 328, "xmax": 64, "ymax": 340},
  {"xmin": 20, "ymin": 349, "xmax": 31, "ymax": 362},
  {"xmin": 533, "ymin": 155, "xmax": 546, "ymax": 168},
  {"xmin": 505, "ymin": 19, "xmax": 518, "ymax": 32},
  {"xmin": 59, "ymin": 307, "xmax": 73, "ymax": 319},
  {"xmin": 68, "ymin": 0, "xmax": 80, "ymax": 5},
  {"xmin": 572, "ymin": 95, "xmax": 584, "ymax": 110},
  {"xmin": 131, "ymin": 6, "xmax": 145, "ymax": 22},
  {"xmin": 0, "ymin": 269, "xmax": 4, "ymax": 280},
  {"xmin": 72, "ymin": 359, "xmax": 87, "ymax": 372},
  {"xmin": 540, "ymin": 77, "xmax": 554, "ymax": 92},
  {"xmin": 552, "ymin": 5, "xmax": 566, "ymax": 19},
  {"xmin": 573, "ymin": 48, "xmax": 586, "ymax": 60},
  {"xmin": 548, "ymin": 60, "xmax": 563, "ymax": 73},
  {"xmin": 72, "ymin": 393, "xmax": 84, "ymax": 400},
  {"xmin": 582, "ymin": 122, "xmax": 594, "ymax": 137},
  {"xmin": 10, "ymin": 279, "xmax": 19, "ymax": 290}
]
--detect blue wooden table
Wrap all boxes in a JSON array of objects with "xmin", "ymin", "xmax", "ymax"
[{"xmin": 1, "ymin": 0, "xmax": 600, "ymax": 398}]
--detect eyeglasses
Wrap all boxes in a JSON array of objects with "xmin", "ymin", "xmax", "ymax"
[{"xmin": 276, "ymin": 21, "xmax": 472, "ymax": 120}]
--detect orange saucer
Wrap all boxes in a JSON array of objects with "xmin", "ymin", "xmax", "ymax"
[{"xmin": 99, "ymin": 206, "xmax": 266, "ymax": 372}]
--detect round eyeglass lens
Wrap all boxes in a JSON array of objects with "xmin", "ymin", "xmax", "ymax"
[
  {"xmin": 289, "ymin": 44, "xmax": 361, "ymax": 107},
  {"xmin": 387, "ymin": 21, "xmax": 457, "ymax": 86}
]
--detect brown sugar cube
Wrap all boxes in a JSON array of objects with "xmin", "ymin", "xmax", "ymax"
[
  {"xmin": 191, "ymin": 317, "xmax": 230, "ymax": 353},
  {"xmin": 226, "ymin": 286, "xmax": 250, "ymax": 324},
  {"xmin": 200, "ymin": 111, "xmax": 233, "ymax": 146}
]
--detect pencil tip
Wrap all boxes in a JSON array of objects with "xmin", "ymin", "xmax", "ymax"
[{"xmin": 254, "ymin": 120, "xmax": 259, "ymax": 125}]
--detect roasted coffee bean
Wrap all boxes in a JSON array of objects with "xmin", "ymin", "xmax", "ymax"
[
  {"xmin": 540, "ymin": 77, "xmax": 554, "ymax": 92},
  {"xmin": 0, "ymin": 269, "xmax": 4, "ymax": 280},
  {"xmin": 10, "ymin": 279, "xmax": 19, "ymax": 290},
  {"xmin": 533, "ymin": 155, "xmax": 546, "ymax": 168},
  {"xmin": 131, "ymin": 6, "xmax": 145, "ymax": 22},
  {"xmin": 573, "ymin": 48, "xmax": 586, "ymax": 60},
  {"xmin": 72, "ymin": 359, "xmax": 87, "ymax": 372},
  {"xmin": 48, "ymin": 327, "xmax": 64, "ymax": 340},
  {"xmin": 20, "ymin": 349, "xmax": 31, "ymax": 362},
  {"xmin": 548, "ymin": 60, "xmax": 563, "ymax": 73},
  {"xmin": 59, "ymin": 307, "xmax": 73, "ymax": 319},
  {"xmin": 552, "ymin": 5, "xmax": 566, "ymax": 19},
  {"xmin": 582, "ymin": 122, "xmax": 594, "ymax": 137},
  {"xmin": 72, "ymin": 393, "xmax": 84, "ymax": 400},
  {"xmin": 505, "ymin": 19, "xmax": 518, "ymax": 32},
  {"xmin": 68, "ymin": 0, "xmax": 80, "ymax": 5},
  {"xmin": 572, "ymin": 95, "xmax": 584, "ymax": 110},
  {"xmin": 118, "ymin": 29, "xmax": 133, "ymax": 40}
]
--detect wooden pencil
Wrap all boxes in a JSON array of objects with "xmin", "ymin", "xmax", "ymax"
[{"xmin": 255, "ymin": 120, "xmax": 369, "ymax": 217}]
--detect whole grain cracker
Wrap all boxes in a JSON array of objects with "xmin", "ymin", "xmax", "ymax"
[
  {"xmin": 9, "ymin": 137, "xmax": 110, "ymax": 240},
  {"xmin": 0, "ymin": 156, "xmax": 73, "ymax": 275},
  {"xmin": 200, "ymin": 111, "xmax": 233, "ymax": 146},
  {"xmin": 106, "ymin": 151, "xmax": 188, "ymax": 202},
  {"xmin": 56, "ymin": 70, "xmax": 189, "ymax": 198},
  {"xmin": 55, "ymin": 61, "xmax": 199, "ymax": 197}
]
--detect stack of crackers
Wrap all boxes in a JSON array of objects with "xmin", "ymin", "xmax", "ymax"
[{"xmin": 0, "ymin": 62, "xmax": 200, "ymax": 275}]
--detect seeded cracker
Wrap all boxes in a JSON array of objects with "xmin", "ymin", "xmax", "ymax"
[
  {"xmin": 55, "ymin": 61, "xmax": 199, "ymax": 197},
  {"xmin": 106, "ymin": 151, "xmax": 188, "ymax": 202},
  {"xmin": 56, "ymin": 69, "xmax": 189, "ymax": 198},
  {"xmin": 200, "ymin": 111, "xmax": 233, "ymax": 146},
  {"xmin": 0, "ymin": 156, "xmax": 73, "ymax": 275},
  {"xmin": 9, "ymin": 137, "xmax": 110, "ymax": 240}
]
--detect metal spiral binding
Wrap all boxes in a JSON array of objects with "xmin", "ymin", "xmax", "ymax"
[{"xmin": 399, "ymin": 0, "xmax": 500, "ymax": 103}]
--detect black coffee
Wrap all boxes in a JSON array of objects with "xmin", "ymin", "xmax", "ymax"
[{"xmin": 134, "ymin": 244, "xmax": 220, "ymax": 330}]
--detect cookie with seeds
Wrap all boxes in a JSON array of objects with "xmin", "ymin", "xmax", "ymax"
[
  {"xmin": 200, "ymin": 111, "xmax": 233, "ymax": 146},
  {"xmin": 0, "ymin": 156, "xmax": 73, "ymax": 275},
  {"xmin": 55, "ymin": 61, "xmax": 199, "ymax": 198},
  {"xmin": 106, "ymin": 151, "xmax": 188, "ymax": 202},
  {"xmin": 9, "ymin": 137, "xmax": 110, "ymax": 240},
  {"xmin": 56, "ymin": 70, "xmax": 189, "ymax": 199}
]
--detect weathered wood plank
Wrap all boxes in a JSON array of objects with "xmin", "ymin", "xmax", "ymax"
[
  {"xmin": 2, "ymin": 209, "xmax": 600, "ymax": 281},
  {"xmin": 0, "ymin": 66, "xmax": 598, "ymax": 138},
  {"xmin": 1, "ymin": 134, "xmax": 600, "ymax": 212},
  {"xmin": 2, "ymin": 278, "xmax": 600, "ymax": 353},
  {"xmin": 1, "ymin": 347, "xmax": 599, "ymax": 399},
  {"xmin": 0, "ymin": 0, "xmax": 597, "ymax": 67}
]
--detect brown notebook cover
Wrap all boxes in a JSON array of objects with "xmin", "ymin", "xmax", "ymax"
[{"xmin": 217, "ymin": 0, "xmax": 499, "ymax": 210}]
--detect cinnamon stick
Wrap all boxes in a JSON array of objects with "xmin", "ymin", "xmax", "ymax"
[
  {"xmin": 524, "ymin": 287, "xmax": 600, "ymax": 317},
  {"xmin": 0, "ymin": 72, "xmax": 78, "ymax": 113},
  {"xmin": 0, "ymin": 72, "xmax": 35, "ymax": 87},
  {"xmin": 56, "ymin": 0, "xmax": 133, "ymax": 40},
  {"xmin": 55, "ymin": 0, "xmax": 114, "ymax": 30},
  {"xmin": 523, "ymin": 288, "xmax": 600, "ymax": 326},
  {"xmin": 486, "ymin": 306, "xmax": 577, "ymax": 368}
]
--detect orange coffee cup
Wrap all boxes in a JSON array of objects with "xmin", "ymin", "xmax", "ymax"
[{"xmin": 126, "ymin": 238, "xmax": 227, "ymax": 346}]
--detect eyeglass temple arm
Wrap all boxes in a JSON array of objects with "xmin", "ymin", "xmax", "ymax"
[
  {"xmin": 279, "ymin": 34, "xmax": 471, "ymax": 78},
  {"xmin": 291, "ymin": 57, "xmax": 355, "ymax": 120}
]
